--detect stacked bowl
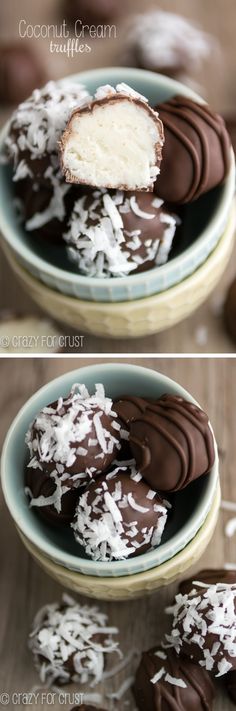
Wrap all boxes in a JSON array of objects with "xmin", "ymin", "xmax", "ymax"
[
  {"xmin": 1, "ymin": 363, "xmax": 220, "ymax": 600},
  {"xmin": 0, "ymin": 68, "xmax": 235, "ymax": 339}
]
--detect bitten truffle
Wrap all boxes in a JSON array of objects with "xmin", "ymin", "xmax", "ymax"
[
  {"xmin": 129, "ymin": 394, "xmax": 215, "ymax": 492},
  {"xmin": 25, "ymin": 384, "xmax": 122, "ymax": 522},
  {"xmin": 154, "ymin": 96, "xmax": 232, "ymax": 204},
  {"xmin": 63, "ymin": 188, "xmax": 177, "ymax": 277},
  {"xmin": 133, "ymin": 648, "xmax": 215, "ymax": 711},
  {"xmin": 0, "ymin": 44, "xmax": 46, "ymax": 105},
  {"xmin": 123, "ymin": 11, "xmax": 214, "ymax": 81},
  {"xmin": 29, "ymin": 593, "xmax": 120, "ymax": 685},
  {"xmin": 60, "ymin": 83, "xmax": 164, "ymax": 191},
  {"xmin": 165, "ymin": 575, "xmax": 236, "ymax": 676},
  {"xmin": 72, "ymin": 461, "xmax": 168, "ymax": 561},
  {"xmin": 4, "ymin": 80, "xmax": 90, "ymax": 238}
]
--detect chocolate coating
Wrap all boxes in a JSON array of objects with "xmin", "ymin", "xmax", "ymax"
[
  {"xmin": 224, "ymin": 277, "xmax": 236, "ymax": 344},
  {"xmin": 154, "ymin": 96, "xmax": 231, "ymax": 204},
  {"xmin": 63, "ymin": 189, "xmax": 177, "ymax": 277},
  {"xmin": 0, "ymin": 44, "xmax": 46, "ymax": 104},
  {"xmin": 133, "ymin": 648, "xmax": 215, "ymax": 710},
  {"xmin": 72, "ymin": 463, "xmax": 168, "ymax": 560},
  {"xmin": 62, "ymin": 0, "xmax": 121, "ymax": 26},
  {"xmin": 167, "ymin": 574, "xmax": 236, "ymax": 676},
  {"xmin": 129, "ymin": 394, "xmax": 215, "ymax": 492},
  {"xmin": 179, "ymin": 569, "xmax": 236, "ymax": 596},
  {"xmin": 25, "ymin": 465, "xmax": 81, "ymax": 525}
]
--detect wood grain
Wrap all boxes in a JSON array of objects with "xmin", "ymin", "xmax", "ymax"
[
  {"xmin": 0, "ymin": 0, "xmax": 236, "ymax": 353},
  {"xmin": 0, "ymin": 356, "xmax": 236, "ymax": 709}
]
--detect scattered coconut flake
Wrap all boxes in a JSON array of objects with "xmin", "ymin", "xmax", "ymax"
[
  {"xmin": 225, "ymin": 518, "xmax": 236, "ymax": 538},
  {"xmin": 221, "ymin": 500, "xmax": 236, "ymax": 513}
]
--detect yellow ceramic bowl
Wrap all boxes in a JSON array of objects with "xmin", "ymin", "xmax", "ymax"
[
  {"xmin": 2, "ymin": 204, "xmax": 235, "ymax": 339},
  {"xmin": 17, "ymin": 482, "xmax": 220, "ymax": 601}
]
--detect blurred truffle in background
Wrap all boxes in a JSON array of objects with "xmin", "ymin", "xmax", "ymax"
[
  {"xmin": 224, "ymin": 277, "xmax": 236, "ymax": 344},
  {"xmin": 61, "ymin": 0, "xmax": 122, "ymax": 27},
  {"xmin": 122, "ymin": 10, "xmax": 216, "ymax": 83},
  {"xmin": 0, "ymin": 44, "xmax": 47, "ymax": 105},
  {"xmin": 224, "ymin": 115, "xmax": 236, "ymax": 155}
]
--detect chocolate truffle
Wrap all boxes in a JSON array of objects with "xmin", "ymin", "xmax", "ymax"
[
  {"xmin": 63, "ymin": 188, "xmax": 177, "ymax": 278},
  {"xmin": 154, "ymin": 96, "xmax": 232, "ymax": 204},
  {"xmin": 60, "ymin": 83, "xmax": 164, "ymax": 191},
  {"xmin": 0, "ymin": 44, "xmax": 46, "ymax": 105},
  {"xmin": 62, "ymin": 0, "xmax": 121, "ymax": 26},
  {"xmin": 165, "ymin": 576, "xmax": 236, "ymax": 676},
  {"xmin": 129, "ymin": 394, "xmax": 215, "ymax": 492},
  {"xmin": 123, "ymin": 11, "xmax": 213, "ymax": 81},
  {"xmin": 133, "ymin": 648, "xmax": 215, "ymax": 711},
  {"xmin": 25, "ymin": 384, "xmax": 122, "ymax": 522},
  {"xmin": 29, "ymin": 593, "xmax": 119, "ymax": 685},
  {"xmin": 4, "ymin": 80, "xmax": 90, "ymax": 238},
  {"xmin": 72, "ymin": 462, "xmax": 168, "ymax": 560},
  {"xmin": 224, "ymin": 277, "xmax": 236, "ymax": 344}
]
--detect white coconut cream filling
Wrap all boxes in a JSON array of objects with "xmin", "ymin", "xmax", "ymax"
[{"xmin": 62, "ymin": 99, "xmax": 162, "ymax": 190}]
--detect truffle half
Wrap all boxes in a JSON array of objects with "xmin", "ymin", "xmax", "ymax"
[{"xmin": 60, "ymin": 83, "xmax": 164, "ymax": 191}]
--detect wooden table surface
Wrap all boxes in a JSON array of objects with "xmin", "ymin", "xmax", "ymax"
[
  {"xmin": 1, "ymin": 0, "xmax": 236, "ymax": 354},
  {"xmin": 0, "ymin": 356, "xmax": 236, "ymax": 710}
]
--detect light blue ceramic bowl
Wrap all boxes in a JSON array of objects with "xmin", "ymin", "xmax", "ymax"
[
  {"xmin": 0, "ymin": 67, "xmax": 235, "ymax": 303},
  {"xmin": 1, "ymin": 363, "xmax": 219, "ymax": 578}
]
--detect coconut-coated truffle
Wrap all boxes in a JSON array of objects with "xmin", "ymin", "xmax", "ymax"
[
  {"xmin": 29, "ymin": 593, "xmax": 120, "ymax": 686},
  {"xmin": 72, "ymin": 461, "xmax": 168, "ymax": 561},
  {"xmin": 165, "ymin": 576, "xmax": 236, "ymax": 676},
  {"xmin": 25, "ymin": 384, "xmax": 122, "ymax": 522},
  {"xmin": 63, "ymin": 188, "xmax": 177, "ymax": 278},
  {"xmin": 4, "ymin": 80, "xmax": 90, "ymax": 237}
]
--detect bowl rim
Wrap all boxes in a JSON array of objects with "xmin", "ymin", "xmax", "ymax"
[
  {"xmin": 1, "ymin": 363, "xmax": 219, "ymax": 576},
  {"xmin": 0, "ymin": 66, "xmax": 235, "ymax": 290}
]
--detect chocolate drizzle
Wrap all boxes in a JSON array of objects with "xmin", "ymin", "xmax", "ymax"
[
  {"xmin": 155, "ymin": 95, "xmax": 231, "ymax": 204},
  {"xmin": 129, "ymin": 394, "xmax": 215, "ymax": 491},
  {"xmin": 134, "ymin": 648, "xmax": 214, "ymax": 711}
]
